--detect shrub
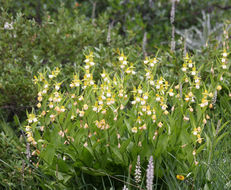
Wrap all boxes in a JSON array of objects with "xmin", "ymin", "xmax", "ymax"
[{"xmin": 0, "ymin": 8, "xmax": 142, "ymax": 120}]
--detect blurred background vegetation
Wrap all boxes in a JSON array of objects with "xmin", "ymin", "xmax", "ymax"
[{"xmin": 0, "ymin": 0, "xmax": 231, "ymax": 189}]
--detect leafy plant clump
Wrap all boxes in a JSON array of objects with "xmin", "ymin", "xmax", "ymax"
[{"xmin": 23, "ymin": 45, "xmax": 230, "ymax": 187}]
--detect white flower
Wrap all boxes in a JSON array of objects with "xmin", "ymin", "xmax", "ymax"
[
  {"xmin": 169, "ymin": 92, "xmax": 174, "ymax": 96},
  {"xmin": 220, "ymin": 76, "xmax": 223, "ymax": 81},
  {"xmin": 126, "ymin": 69, "xmax": 131, "ymax": 74},
  {"xmin": 150, "ymin": 80, "xmax": 155, "ymax": 85},
  {"xmin": 222, "ymin": 64, "xmax": 227, "ymax": 69},
  {"xmin": 84, "ymin": 142, "xmax": 88, "ymax": 147},
  {"xmin": 182, "ymin": 67, "xmax": 187, "ymax": 72},
  {"xmin": 131, "ymin": 127, "xmax": 138, "ymax": 133},
  {"xmin": 141, "ymin": 100, "xmax": 146, "ymax": 105},
  {"xmin": 119, "ymin": 56, "xmax": 124, "ymax": 61},
  {"xmin": 78, "ymin": 96, "xmax": 84, "ymax": 101},
  {"xmin": 92, "ymin": 106, "xmax": 97, "ymax": 112},
  {"xmin": 146, "ymin": 72, "xmax": 150, "ymax": 77},
  {"xmin": 138, "ymin": 89, "xmax": 143, "ymax": 94},
  {"xmin": 183, "ymin": 116, "xmax": 189, "ymax": 121},
  {"xmin": 161, "ymin": 105, "xmax": 167, "ymax": 110},
  {"xmin": 75, "ymin": 82, "xmax": 80, "ymax": 86},
  {"xmin": 49, "ymin": 75, "xmax": 54, "ymax": 79},
  {"xmin": 55, "ymin": 85, "xmax": 60, "ymax": 90},
  {"xmin": 50, "ymin": 114, "xmax": 55, "ymax": 119},
  {"xmin": 4, "ymin": 22, "xmax": 13, "ymax": 30},
  {"xmin": 147, "ymin": 110, "xmax": 152, "ymax": 115},
  {"xmin": 200, "ymin": 103, "xmax": 205, "ymax": 108},
  {"xmin": 25, "ymin": 126, "xmax": 31, "ymax": 132},
  {"xmin": 185, "ymin": 97, "xmax": 190, "ymax": 101},
  {"xmin": 156, "ymin": 85, "xmax": 161, "ymax": 90},
  {"xmin": 143, "ymin": 95, "xmax": 148, "ymax": 100},
  {"xmin": 223, "ymin": 52, "xmax": 227, "ymax": 57},
  {"xmin": 123, "ymin": 61, "xmax": 127, "ymax": 65},
  {"xmin": 85, "ymin": 65, "xmax": 90, "ymax": 69},
  {"xmin": 83, "ymin": 104, "xmax": 88, "ymax": 110},
  {"xmin": 79, "ymin": 111, "xmax": 85, "ymax": 117},
  {"xmin": 136, "ymin": 97, "xmax": 141, "ymax": 102},
  {"xmin": 192, "ymin": 150, "xmax": 196, "ymax": 156},
  {"xmin": 90, "ymin": 62, "xmax": 95, "ymax": 66},
  {"xmin": 142, "ymin": 107, "xmax": 147, "ymax": 112},
  {"xmin": 158, "ymin": 122, "xmax": 163, "ymax": 128},
  {"xmin": 193, "ymin": 131, "xmax": 197, "ymax": 135}
]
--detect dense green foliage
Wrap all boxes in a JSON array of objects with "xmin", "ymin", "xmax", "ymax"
[
  {"xmin": 0, "ymin": 0, "xmax": 231, "ymax": 189},
  {"xmin": 0, "ymin": 7, "xmax": 142, "ymax": 120}
]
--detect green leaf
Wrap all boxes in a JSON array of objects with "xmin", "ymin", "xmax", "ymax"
[
  {"xmin": 214, "ymin": 132, "xmax": 229, "ymax": 147},
  {"xmin": 204, "ymin": 183, "xmax": 210, "ymax": 190},
  {"xmin": 206, "ymin": 169, "xmax": 212, "ymax": 181},
  {"xmin": 120, "ymin": 139, "xmax": 130, "ymax": 153},
  {"xmin": 217, "ymin": 121, "xmax": 229, "ymax": 135},
  {"xmin": 40, "ymin": 144, "xmax": 56, "ymax": 165},
  {"xmin": 84, "ymin": 146, "xmax": 95, "ymax": 158},
  {"xmin": 155, "ymin": 135, "xmax": 168, "ymax": 157},
  {"xmin": 110, "ymin": 146, "xmax": 123, "ymax": 163},
  {"xmin": 124, "ymin": 118, "xmax": 131, "ymax": 131}
]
